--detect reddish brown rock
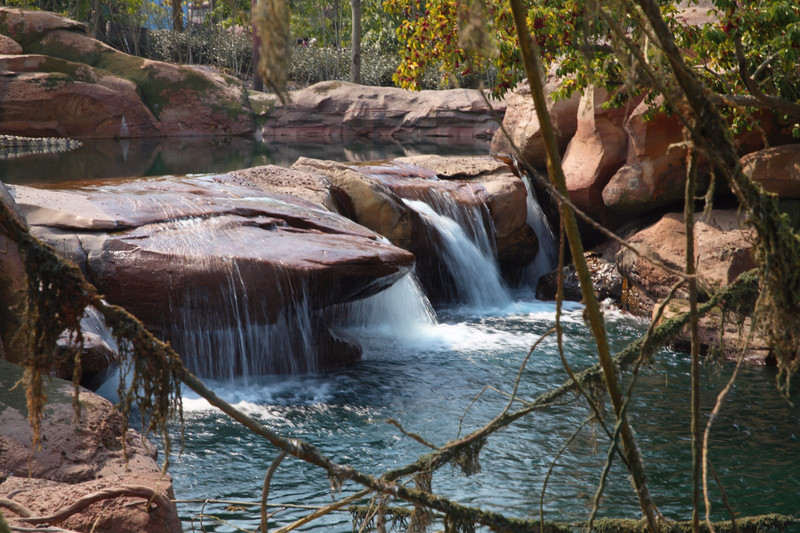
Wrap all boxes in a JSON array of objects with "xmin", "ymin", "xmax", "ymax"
[
  {"xmin": 602, "ymin": 99, "xmax": 696, "ymax": 216},
  {"xmin": 229, "ymin": 165, "xmax": 338, "ymax": 211},
  {"xmin": 561, "ymin": 87, "xmax": 634, "ymax": 225},
  {"xmin": 0, "ymin": 359, "xmax": 181, "ymax": 533},
  {"xmin": 740, "ymin": 144, "xmax": 800, "ymax": 198},
  {"xmin": 292, "ymin": 157, "xmax": 418, "ymax": 250},
  {"xmin": 0, "ymin": 33, "xmax": 22, "ymax": 54},
  {"xmin": 262, "ymin": 80, "xmax": 503, "ymax": 140},
  {"xmin": 0, "ymin": 55, "xmax": 162, "ymax": 138},
  {"xmin": 10, "ymin": 174, "xmax": 414, "ymax": 373},
  {"xmin": 490, "ymin": 76, "xmax": 580, "ymax": 168},
  {"xmin": 0, "ymin": 7, "xmax": 255, "ymax": 137},
  {"xmin": 615, "ymin": 210, "xmax": 756, "ymax": 316}
]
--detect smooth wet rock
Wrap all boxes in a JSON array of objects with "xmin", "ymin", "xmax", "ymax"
[
  {"xmin": 615, "ymin": 210, "xmax": 756, "ymax": 316},
  {"xmin": 0, "ymin": 359, "xmax": 181, "ymax": 533},
  {"xmin": 490, "ymin": 77, "xmax": 580, "ymax": 169},
  {"xmin": 0, "ymin": 8, "xmax": 254, "ymax": 137},
  {"xmin": 292, "ymin": 157, "xmax": 417, "ymax": 250},
  {"xmin": 740, "ymin": 144, "xmax": 800, "ymax": 198},
  {"xmin": 561, "ymin": 87, "xmax": 633, "ymax": 226},
  {"xmin": 262, "ymin": 80, "xmax": 503, "ymax": 140},
  {"xmin": 10, "ymin": 174, "xmax": 414, "ymax": 372}
]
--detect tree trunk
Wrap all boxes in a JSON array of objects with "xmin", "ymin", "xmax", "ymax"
[
  {"xmin": 172, "ymin": 0, "xmax": 183, "ymax": 31},
  {"xmin": 350, "ymin": 0, "xmax": 362, "ymax": 85},
  {"xmin": 252, "ymin": 0, "xmax": 264, "ymax": 91}
]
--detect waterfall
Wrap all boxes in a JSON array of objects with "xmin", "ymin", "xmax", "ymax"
[
  {"xmin": 404, "ymin": 199, "xmax": 513, "ymax": 310},
  {"xmin": 168, "ymin": 259, "xmax": 320, "ymax": 381},
  {"xmin": 522, "ymin": 176, "xmax": 558, "ymax": 285},
  {"xmin": 338, "ymin": 272, "xmax": 436, "ymax": 335}
]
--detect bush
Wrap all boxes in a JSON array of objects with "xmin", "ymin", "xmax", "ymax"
[
  {"xmin": 287, "ymin": 45, "xmax": 399, "ymax": 88},
  {"xmin": 147, "ymin": 25, "xmax": 253, "ymax": 79}
]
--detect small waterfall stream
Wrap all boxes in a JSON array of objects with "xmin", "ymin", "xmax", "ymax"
[
  {"xmin": 522, "ymin": 176, "xmax": 558, "ymax": 285},
  {"xmin": 404, "ymin": 199, "xmax": 513, "ymax": 310}
]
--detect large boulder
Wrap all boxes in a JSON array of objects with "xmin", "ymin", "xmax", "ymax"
[
  {"xmin": 490, "ymin": 77, "xmax": 580, "ymax": 169},
  {"xmin": 294, "ymin": 156, "xmax": 539, "ymax": 304},
  {"xmin": 0, "ymin": 359, "xmax": 181, "ymax": 533},
  {"xmin": 0, "ymin": 8, "xmax": 255, "ymax": 137},
  {"xmin": 0, "ymin": 54, "xmax": 162, "ymax": 138},
  {"xmin": 291, "ymin": 157, "xmax": 418, "ymax": 250},
  {"xmin": 0, "ymin": 33, "xmax": 22, "ymax": 54},
  {"xmin": 262, "ymin": 80, "xmax": 504, "ymax": 140},
  {"xmin": 9, "ymin": 173, "xmax": 414, "ymax": 373},
  {"xmin": 391, "ymin": 154, "xmax": 538, "ymax": 269},
  {"xmin": 602, "ymin": 99, "xmax": 699, "ymax": 216},
  {"xmin": 740, "ymin": 144, "xmax": 800, "ymax": 198},
  {"xmin": 561, "ymin": 87, "xmax": 633, "ymax": 226},
  {"xmin": 615, "ymin": 210, "xmax": 756, "ymax": 316}
]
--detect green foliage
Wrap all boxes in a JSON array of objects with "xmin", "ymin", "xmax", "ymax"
[
  {"xmin": 148, "ymin": 25, "xmax": 253, "ymax": 78},
  {"xmin": 288, "ymin": 44, "xmax": 399, "ymax": 87},
  {"xmin": 385, "ymin": 0, "xmax": 800, "ymax": 107}
]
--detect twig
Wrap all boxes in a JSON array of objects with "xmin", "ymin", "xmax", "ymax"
[
  {"xmin": 272, "ymin": 489, "xmax": 370, "ymax": 533},
  {"xmin": 262, "ymin": 451, "xmax": 287, "ymax": 532}
]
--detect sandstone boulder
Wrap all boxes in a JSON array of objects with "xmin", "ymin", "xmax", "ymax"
[
  {"xmin": 0, "ymin": 359, "xmax": 181, "ymax": 533},
  {"xmin": 291, "ymin": 157, "xmax": 418, "ymax": 250},
  {"xmin": 0, "ymin": 54, "xmax": 162, "ymax": 138},
  {"xmin": 10, "ymin": 174, "xmax": 414, "ymax": 373},
  {"xmin": 490, "ymin": 77, "xmax": 580, "ymax": 169},
  {"xmin": 262, "ymin": 80, "xmax": 503, "ymax": 140},
  {"xmin": 602, "ymin": 99, "xmax": 698, "ymax": 216},
  {"xmin": 391, "ymin": 155, "xmax": 538, "ymax": 269},
  {"xmin": 615, "ymin": 210, "xmax": 756, "ymax": 316},
  {"xmin": 561, "ymin": 87, "xmax": 634, "ymax": 226},
  {"xmin": 740, "ymin": 144, "xmax": 800, "ymax": 198},
  {"xmin": 0, "ymin": 33, "xmax": 21, "ymax": 54},
  {"xmin": 0, "ymin": 8, "xmax": 254, "ymax": 137}
]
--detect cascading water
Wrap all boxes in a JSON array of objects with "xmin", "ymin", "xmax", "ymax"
[
  {"xmin": 522, "ymin": 176, "xmax": 558, "ymax": 286},
  {"xmin": 169, "ymin": 260, "xmax": 319, "ymax": 380},
  {"xmin": 404, "ymin": 198, "xmax": 513, "ymax": 310}
]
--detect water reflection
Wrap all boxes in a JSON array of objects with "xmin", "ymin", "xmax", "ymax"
[{"xmin": 0, "ymin": 136, "xmax": 490, "ymax": 187}]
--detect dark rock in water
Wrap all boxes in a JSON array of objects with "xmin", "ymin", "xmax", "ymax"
[
  {"xmin": 9, "ymin": 172, "xmax": 413, "ymax": 374},
  {"xmin": 0, "ymin": 359, "xmax": 182, "ymax": 532},
  {"xmin": 536, "ymin": 251, "xmax": 623, "ymax": 303}
]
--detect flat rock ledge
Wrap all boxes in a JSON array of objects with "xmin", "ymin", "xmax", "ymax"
[{"xmin": 0, "ymin": 359, "xmax": 181, "ymax": 533}]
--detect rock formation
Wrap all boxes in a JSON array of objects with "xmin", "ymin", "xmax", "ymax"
[{"xmin": 0, "ymin": 359, "xmax": 181, "ymax": 533}]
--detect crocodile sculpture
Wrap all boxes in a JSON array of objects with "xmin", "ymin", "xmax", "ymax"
[{"xmin": 0, "ymin": 134, "xmax": 83, "ymax": 159}]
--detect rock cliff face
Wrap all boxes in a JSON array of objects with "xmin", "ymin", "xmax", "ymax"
[
  {"xmin": 0, "ymin": 359, "xmax": 181, "ymax": 533},
  {"xmin": 0, "ymin": 8, "xmax": 254, "ymax": 138}
]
